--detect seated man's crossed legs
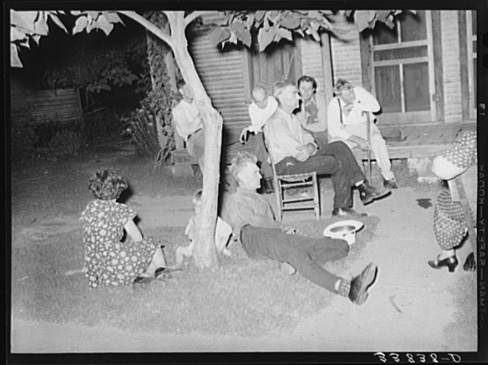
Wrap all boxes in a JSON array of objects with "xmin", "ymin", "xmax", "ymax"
[{"xmin": 275, "ymin": 141, "xmax": 390, "ymax": 217}]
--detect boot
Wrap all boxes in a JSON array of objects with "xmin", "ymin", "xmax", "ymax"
[
  {"xmin": 357, "ymin": 182, "xmax": 391, "ymax": 205},
  {"xmin": 348, "ymin": 263, "xmax": 378, "ymax": 305}
]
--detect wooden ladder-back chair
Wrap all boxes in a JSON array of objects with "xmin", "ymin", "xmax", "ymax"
[{"xmin": 263, "ymin": 130, "xmax": 321, "ymax": 221}]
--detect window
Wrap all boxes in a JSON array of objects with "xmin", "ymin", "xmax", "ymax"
[
  {"xmin": 467, "ymin": 10, "xmax": 476, "ymax": 113},
  {"xmin": 370, "ymin": 11, "xmax": 433, "ymax": 121}
]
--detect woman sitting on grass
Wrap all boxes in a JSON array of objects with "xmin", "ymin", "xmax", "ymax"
[{"xmin": 80, "ymin": 169, "xmax": 167, "ymax": 288}]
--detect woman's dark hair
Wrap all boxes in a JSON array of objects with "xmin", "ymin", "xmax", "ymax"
[{"xmin": 88, "ymin": 169, "xmax": 128, "ymax": 200}]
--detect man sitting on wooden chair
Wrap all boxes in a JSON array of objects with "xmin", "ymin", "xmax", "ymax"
[
  {"xmin": 222, "ymin": 151, "xmax": 379, "ymax": 305},
  {"xmin": 265, "ymin": 80, "xmax": 390, "ymax": 218},
  {"xmin": 327, "ymin": 78, "xmax": 398, "ymax": 190},
  {"xmin": 428, "ymin": 130, "xmax": 477, "ymax": 272}
]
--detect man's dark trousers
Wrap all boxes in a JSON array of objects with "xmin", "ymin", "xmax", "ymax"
[
  {"xmin": 240, "ymin": 225, "xmax": 349, "ymax": 293},
  {"xmin": 275, "ymin": 141, "xmax": 365, "ymax": 209}
]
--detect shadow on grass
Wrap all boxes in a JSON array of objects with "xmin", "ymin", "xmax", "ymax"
[{"xmin": 11, "ymin": 216, "xmax": 379, "ymax": 338}]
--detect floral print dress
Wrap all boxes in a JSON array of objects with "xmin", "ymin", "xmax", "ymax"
[{"xmin": 80, "ymin": 200, "xmax": 157, "ymax": 288}]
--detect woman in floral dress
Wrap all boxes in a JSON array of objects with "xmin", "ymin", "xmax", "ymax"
[{"xmin": 80, "ymin": 169, "xmax": 167, "ymax": 288}]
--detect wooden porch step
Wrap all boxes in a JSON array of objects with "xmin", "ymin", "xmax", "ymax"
[{"xmin": 170, "ymin": 122, "xmax": 476, "ymax": 165}]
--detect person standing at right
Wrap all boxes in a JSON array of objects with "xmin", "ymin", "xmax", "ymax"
[{"xmin": 327, "ymin": 79, "xmax": 398, "ymax": 189}]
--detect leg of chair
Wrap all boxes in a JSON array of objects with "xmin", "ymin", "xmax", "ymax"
[
  {"xmin": 312, "ymin": 173, "xmax": 320, "ymax": 220},
  {"xmin": 275, "ymin": 177, "xmax": 284, "ymax": 222}
]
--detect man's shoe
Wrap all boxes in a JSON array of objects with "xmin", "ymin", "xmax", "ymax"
[
  {"xmin": 358, "ymin": 183, "xmax": 391, "ymax": 205},
  {"xmin": 332, "ymin": 207, "xmax": 367, "ymax": 218},
  {"xmin": 383, "ymin": 178, "xmax": 398, "ymax": 189},
  {"xmin": 349, "ymin": 263, "xmax": 378, "ymax": 305}
]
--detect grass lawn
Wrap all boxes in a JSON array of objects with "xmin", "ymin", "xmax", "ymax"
[{"xmin": 11, "ymin": 217, "xmax": 379, "ymax": 337}]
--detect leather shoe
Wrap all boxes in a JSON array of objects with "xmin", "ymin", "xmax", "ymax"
[
  {"xmin": 132, "ymin": 275, "xmax": 153, "ymax": 289},
  {"xmin": 428, "ymin": 255, "xmax": 458, "ymax": 273},
  {"xmin": 359, "ymin": 183, "xmax": 391, "ymax": 205},
  {"xmin": 332, "ymin": 207, "xmax": 367, "ymax": 218},
  {"xmin": 383, "ymin": 178, "xmax": 398, "ymax": 189},
  {"xmin": 349, "ymin": 263, "xmax": 378, "ymax": 305},
  {"xmin": 463, "ymin": 252, "xmax": 476, "ymax": 272}
]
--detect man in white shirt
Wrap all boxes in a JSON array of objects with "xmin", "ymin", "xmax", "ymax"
[
  {"xmin": 172, "ymin": 80, "xmax": 205, "ymax": 172},
  {"xmin": 265, "ymin": 80, "xmax": 390, "ymax": 217},
  {"xmin": 239, "ymin": 86, "xmax": 278, "ymax": 193},
  {"xmin": 327, "ymin": 79, "xmax": 397, "ymax": 189},
  {"xmin": 295, "ymin": 75, "xmax": 328, "ymax": 149}
]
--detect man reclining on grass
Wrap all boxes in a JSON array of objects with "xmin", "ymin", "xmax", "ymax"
[{"xmin": 222, "ymin": 151, "xmax": 378, "ymax": 305}]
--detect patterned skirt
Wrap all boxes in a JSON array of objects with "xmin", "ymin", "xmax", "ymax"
[{"xmin": 433, "ymin": 189, "xmax": 468, "ymax": 250}]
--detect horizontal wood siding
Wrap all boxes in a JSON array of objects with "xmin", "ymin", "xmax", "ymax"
[
  {"xmin": 189, "ymin": 12, "xmax": 249, "ymax": 143},
  {"xmin": 299, "ymin": 38, "xmax": 326, "ymax": 93},
  {"xmin": 330, "ymin": 24, "xmax": 363, "ymax": 88},
  {"xmin": 441, "ymin": 11, "xmax": 463, "ymax": 123},
  {"xmin": 10, "ymin": 86, "xmax": 82, "ymax": 126}
]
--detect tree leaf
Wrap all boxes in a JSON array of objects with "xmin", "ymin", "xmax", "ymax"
[
  {"xmin": 355, "ymin": 10, "xmax": 376, "ymax": 32},
  {"xmin": 96, "ymin": 15, "xmax": 114, "ymax": 36},
  {"xmin": 32, "ymin": 34, "xmax": 41, "ymax": 45},
  {"xmin": 255, "ymin": 10, "xmax": 266, "ymax": 23},
  {"xmin": 231, "ymin": 18, "xmax": 245, "ymax": 34},
  {"xmin": 377, "ymin": 10, "xmax": 392, "ymax": 23},
  {"xmin": 86, "ymin": 19, "xmax": 96, "ymax": 33},
  {"xmin": 10, "ymin": 27, "xmax": 26, "ymax": 42},
  {"xmin": 10, "ymin": 10, "xmax": 37, "ymax": 33},
  {"xmin": 207, "ymin": 26, "xmax": 231, "ymax": 46},
  {"xmin": 73, "ymin": 16, "xmax": 88, "ymax": 34},
  {"xmin": 275, "ymin": 27, "xmax": 292, "ymax": 42},
  {"xmin": 87, "ymin": 11, "xmax": 101, "ymax": 20},
  {"xmin": 103, "ymin": 12, "xmax": 123, "ymax": 24},
  {"xmin": 47, "ymin": 12, "xmax": 68, "ymax": 33},
  {"xmin": 279, "ymin": 12, "xmax": 301, "ymax": 30},
  {"xmin": 385, "ymin": 17, "xmax": 395, "ymax": 29},
  {"xmin": 34, "ymin": 12, "xmax": 49, "ymax": 36},
  {"xmin": 243, "ymin": 13, "xmax": 254, "ymax": 28},
  {"xmin": 228, "ymin": 30, "xmax": 238, "ymax": 44},
  {"xmin": 234, "ymin": 27, "xmax": 251, "ymax": 47},
  {"xmin": 257, "ymin": 27, "xmax": 274, "ymax": 51},
  {"xmin": 11, "ymin": 44, "xmax": 23, "ymax": 67}
]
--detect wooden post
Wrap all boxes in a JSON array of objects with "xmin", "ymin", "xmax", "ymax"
[{"xmin": 320, "ymin": 32, "xmax": 334, "ymax": 106}]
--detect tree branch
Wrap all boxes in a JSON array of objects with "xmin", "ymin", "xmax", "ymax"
[
  {"xmin": 184, "ymin": 11, "xmax": 206, "ymax": 27},
  {"xmin": 118, "ymin": 10, "xmax": 174, "ymax": 49}
]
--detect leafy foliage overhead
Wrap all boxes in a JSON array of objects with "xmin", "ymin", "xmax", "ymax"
[
  {"xmin": 11, "ymin": 10, "xmax": 124, "ymax": 67},
  {"xmin": 204, "ymin": 10, "xmax": 404, "ymax": 51}
]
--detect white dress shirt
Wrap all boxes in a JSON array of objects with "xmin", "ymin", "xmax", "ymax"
[
  {"xmin": 248, "ymin": 96, "xmax": 278, "ymax": 133},
  {"xmin": 172, "ymin": 99, "xmax": 203, "ymax": 142},
  {"xmin": 327, "ymin": 86, "xmax": 380, "ymax": 140},
  {"xmin": 265, "ymin": 108, "xmax": 316, "ymax": 164}
]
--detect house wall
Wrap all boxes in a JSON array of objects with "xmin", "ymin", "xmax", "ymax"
[
  {"xmin": 440, "ymin": 11, "xmax": 463, "ymax": 123},
  {"xmin": 10, "ymin": 79, "xmax": 82, "ymax": 126},
  {"xmin": 189, "ymin": 12, "xmax": 250, "ymax": 143},
  {"xmin": 299, "ymin": 38, "xmax": 326, "ymax": 93},
  {"xmin": 330, "ymin": 23, "xmax": 363, "ymax": 88}
]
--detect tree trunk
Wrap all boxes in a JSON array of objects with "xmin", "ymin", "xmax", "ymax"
[
  {"xmin": 170, "ymin": 12, "xmax": 222, "ymax": 269},
  {"xmin": 145, "ymin": 32, "xmax": 166, "ymax": 149}
]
